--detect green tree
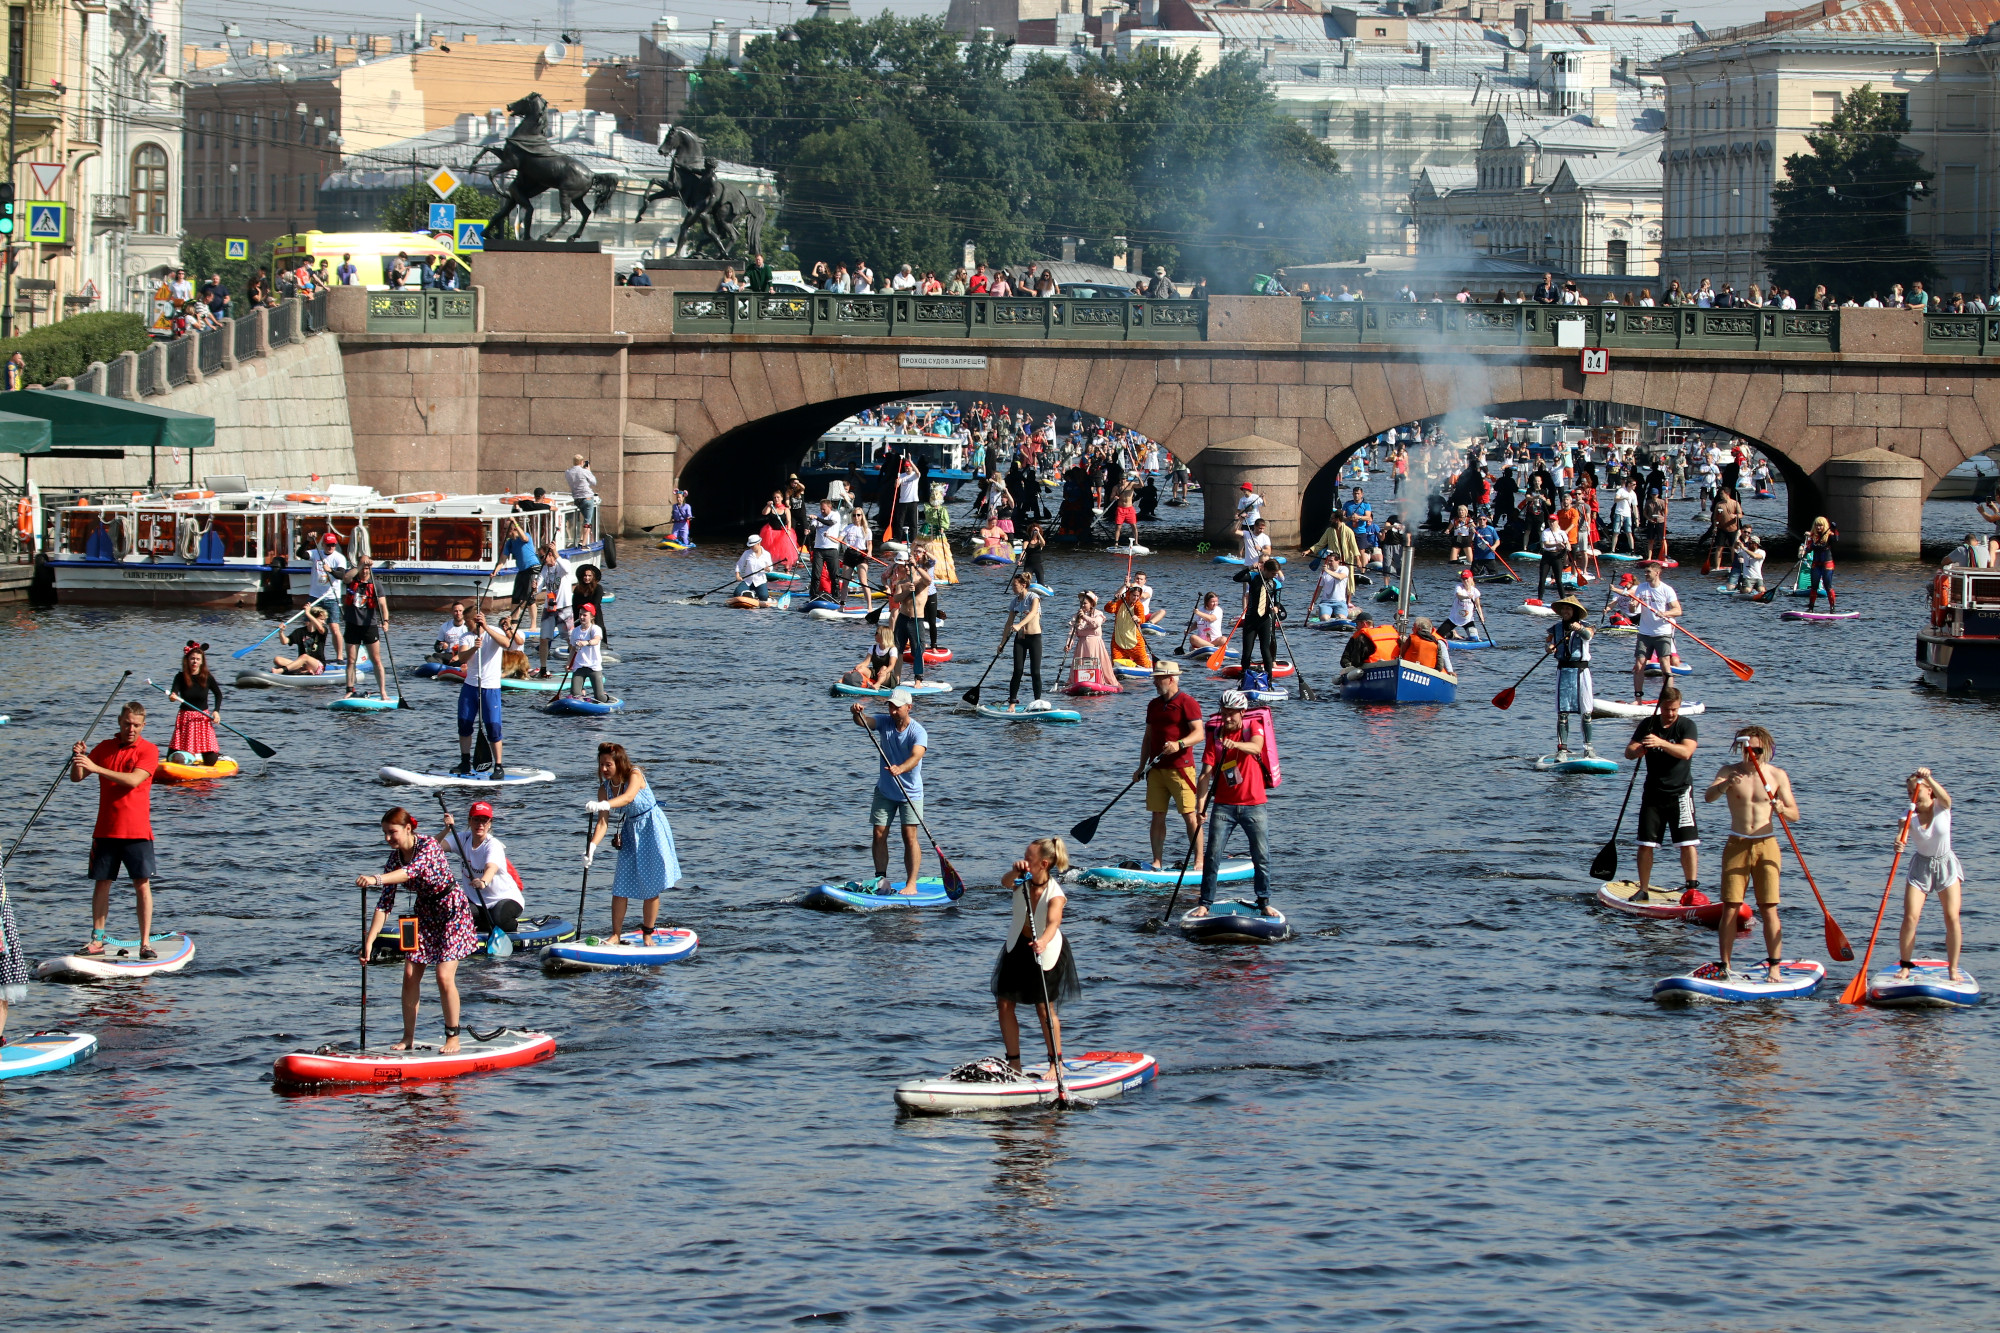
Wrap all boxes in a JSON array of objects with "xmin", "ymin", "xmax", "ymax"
[
  {"xmin": 180, "ymin": 236, "xmax": 258, "ymax": 303},
  {"xmin": 1765, "ymin": 84, "xmax": 1936, "ymax": 301},
  {"xmin": 377, "ymin": 181, "xmax": 502, "ymax": 233}
]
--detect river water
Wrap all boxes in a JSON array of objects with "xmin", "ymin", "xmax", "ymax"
[{"xmin": 3, "ymin": 476, "xmax": 1997, "ymax": 1330}]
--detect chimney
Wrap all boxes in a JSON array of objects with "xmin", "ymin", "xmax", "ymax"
[
  {"xmin": 1140, "ymin": 0, "xmax": 1158, "ymax": 22},
  {"xmin": 1590, "ymin": 6, "xmax": 1609, "ymax": 19},
  {"xmin": 369, "ymin": 35, "xmax": 392, "ymax": 54},
  {"xmin": 249, "ymin": 40, "xmax": 267, "ymax": 55},
  {"xmin": 710, "ymin": 16, "xmax": 726, "ymax": 55},
  {"xmin": 1061, "ymin": 236, "xmax": 1077, "ymax": 262},
  {"xmin": 1515, "ymin": 4, "xmax": 1532, "ymax": 33},
  {"xmin": 1420, "ymin": 42, "xmax": 1432, "ymax": 70},
  {"xmin": 461, "ymin": 32, "xmax": 477, "ymax": 43},
  {"xmin": 1502, "ymin": 48, "xmax": 1513, "ymax": 71},
  {"xmin": 1112, "ymin": 236, "xmax": 1127, "ymax": 271},
  {"xmin": 1544, "ymin": 0, "xmax": 1566, "ymax": 16},
  {"xmin": 1660, "ymin": 8, "xmax": 1675, "ymax": 19},
  {"xmin": 334, "ymin": 45, "xmax": 357, "ymax": 64},
  {"xmin": 1341, "ymin": 42, "xmax": 1353, "ymax": 68}
]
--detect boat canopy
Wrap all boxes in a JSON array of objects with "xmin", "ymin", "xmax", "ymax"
[
  {"xmin": 0, "ymin": 409, "xmax": 53, "ymax": 454},
  {"xmin": 0, "ymin": 388, "xmax": 215, "ymax": 453}
]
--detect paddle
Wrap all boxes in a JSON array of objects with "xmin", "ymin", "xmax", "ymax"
[
  {"xmin": 569, "ymin": 812, "xmax": 599, "ymax": 942},
  {"xmin": 233, "ymin": 590, "xmax": 335, "ymax": 659},
  {"xmin": 861, "ymin": 716, "xmax": 966, "ymax": 900},
  {"xmin": 1746, "ymin": 748, "xmax": 1854, "ymax": 962},
  {"xmin": 142, "ymin": 679, "xmax": 277, "ymax": 760},
  {"xmin": 1274, "ymin": 607, "xmax": 1317, "ymax": 700},
  {"xmin": 358, "ymin": 884, "xmax": 371, "ymax": 1050},
  {"xmin": 435, "ymin": 793, "xmax": 513, "ymax": 957},
  {"xmin": 1474, "ymin": 602, "xmax": 1495, "ymax": 648},
  {"xmin": 1141, "ymin": 783, "xmax": 1217, "ymax": 934},
  {"xmin": 687, "ymin": 572, "xmax": 746, "ymax": 603},
  {"xmin": 1491, "ymin": 646, "xmax": 1552, "ymax": 710},
  {"xmin": 1206, "ymin": 617, "xmax": 1244, "ymax": 672},
  {"xmin": 1071, "ymin": 758, "xmax": 1162, "ymax": 845},
  {"xmin": 2, "ymin": 670, "xmax": 129, "ymax": 873},
  {"xmin": 1588, "ymin": 696, "xmax": 1662, "ymax": 881},
  {"xmin": 960, "ymin": 628, "xmax": 1015, "ymax": 708},
  {"xmin": 1491, "ymin": 548, "xmax": 1520, "ymax": 582},
  {"xmin": 1662, "ymin": 616, "xmax": 1753, "ymax": 682},
  {"xmin": 376, "ymin": 617, "xmax": 414, "ymax": 709},
  {"xmin": 1174, "ymin": 597, "xmax": 1201, "ymax": 654},
  {"xmin": 1840, "ymin": 803, "xmax": 1919, "ymax": 1004}
]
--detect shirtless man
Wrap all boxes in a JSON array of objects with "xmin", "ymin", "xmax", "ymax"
[{"xmin": 1703, "ymin": 724, "xmax": 1799, "ymax": 982}]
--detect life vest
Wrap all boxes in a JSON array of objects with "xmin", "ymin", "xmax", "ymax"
[
  {"xmin": 1361, "ymin": 624, "xmax": 1399, "ymax": 662},
  {"xmin": 1399, "ymin": 632, "xmax": 1440, "ymax": 669}
]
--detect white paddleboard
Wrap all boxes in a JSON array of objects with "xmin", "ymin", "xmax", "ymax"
[
  {"xmin": 378, "ymin": 766, "xmax": 556, "ymax": 787},
  {"xmin": 0, "ymin": 1031, "xmax": 99, "ymax": 1080},
  {"xmin": 894, "ymin": 1050, "xmax": 1159, "ymax": 1114},
  {"xmin": 1591, "ymin": 698, "xmax": 1705, "ymax": 719},
  {"xmin": 1866, "ymin": 960, "xmax": 1982, "ymax": 1008},
  {"xmin": 1653, "ymin": 959, "xmax": 1825, "ymax": 1003},
  {"xmin": 36, "ymin": 932, "xmax": 196, "ymax": 981}
]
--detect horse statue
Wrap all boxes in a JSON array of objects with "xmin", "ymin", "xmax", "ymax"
[
  {"xmin": 465, "ymin": 92, "xmax": 620, "ymax": 242},
  {"xmin": 635, "ymin": 124, "xmax": 766, "ymax": 259}
]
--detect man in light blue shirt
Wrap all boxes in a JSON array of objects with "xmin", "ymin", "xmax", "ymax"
[{"xmin": 851, "ymin": 691, "xmax": 928, "ymax": 894}]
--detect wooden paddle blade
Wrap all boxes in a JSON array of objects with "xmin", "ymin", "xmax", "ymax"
[
  {"xmin": 1588, "ymin": 840, "xmax": 1618, "ymax": 882},
  {"xmin": 1491, "ymin": 687, "xmax": 1517, "ymax": 709},
  {"xmin": 939, "ymin": 853, "xmax": 967, "ymax": 901},
  {"xmin": 1069, "ymin": 815, "xmax": 1101, "ymax": 845},
  {"xmin": 247, "ymin": 737, "xmax": 278, "ymax": 759}
]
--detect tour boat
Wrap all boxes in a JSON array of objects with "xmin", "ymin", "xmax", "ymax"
[
  {"xmin": 1917, "ymin": 561, "xmax": 2000, "ymax": 691},
  {"xmin": 42, "ymin": 483, "xmax": 601, "ymax": 608}
]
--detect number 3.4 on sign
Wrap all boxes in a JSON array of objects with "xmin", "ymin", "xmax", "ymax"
[{"xmin": 1580, "ymin": 347, "xmax": 1610, "ymax": 376}]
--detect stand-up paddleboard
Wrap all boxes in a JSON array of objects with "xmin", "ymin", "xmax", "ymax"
[
  {"xmin": 1781, "ymin": 610, "xmax": 1859, "ymax": 622},
  {"xmin": 1181, "ymin": 900, "xmax": 1289, "ymax": 943},
  {"xmin": 1246, "ymin": 688, "xmax": 1288, "ymax": 703},
  {"xmin": 1444, "ymin": 636, "xmax": 1496, "ymax": 650},
  {"xmin": 498, "ymin": 677, "xmax": 562, "ymax": 693},
  {"xmin": 809, "ymin": 607, "xmax": 871, "ymax": 623},
  {"xmin": 1866, "ymin": 960, "xmax": 1982, "ymax": 1008},
  {"xmin": 1510, "ymin": 551, "xmax": 1542, "ymax": 561},
  {"xmin": 545, "ymin": 694, "xmax": 624, "ymax": 715},
  {"xmin": 726, "ymin": 594, "xmax": 792, "ymax": 610},
  {"xmin": 157, "ymin": 756, "xmax": 240, "ymax": 782},
  {"xmin": 832, "ymin": 681, "xmax": 954, "ymax": 699},
  {"xmin": 507, "ymin": 916, "xmax": 577, "ymax": 947},
  {"xmin": 1518, "ymin": 600, "xmax": 1557, "ymax": 618},
  {"xmin": 1107, "ymin": 543, "xmax": 1151, "ymax": 556},
  {"xmin": 272, "ymin": 1028, "xmax": 558, "ymax": 1089},
  {"xmin": 1082, "ymin": 859, "xmax": 1252, "ymax": 889},
  {"xmin": 657, "ymin": 538, "xmax": 695, "ymax": 550},
  {"xmin": 1028, "ymin": 582, "xmax": 1054, "ymax": 597},
  {"xmin": 894, "ymin": 1050, "xmax": 1159, "ymax": 1114},
  {"xmin": 1214, "ymin": 661, "xmax": 1295, "ymax": 679},
  {"xmin": 1111, "ymin": 661, "xmax": 1152, "ymax": 679},
  {"xmin": 539, "ymin": 927, "xmax": 699, "ymax": 972},
  {"xmin": 1532, "ymin": 752, "xmax": 1619, "ymax": 773},
  {"xmin": 974, "ymin": 702, "xmax": 1082, "ymax": 723},
  {"xmin": 1592, "ymin": 698, "xmax": 1705, "ymax": 719},
  {"xmin": 237, "ymin": 666, "xmax": 374, "ymax": 688},
  {"xmin": 328, "ymin": 695, "xmax": 401, "ymax": 712},
  {"xmin": 923, "ymin": 647, "xmax": 953, "ymax": 664},
  {"xmin": 35, "ymin": 932, "xmax": 196, "ymax": 981},
  {"xmin": 802, "ymin": 877, "xmax": 954, "ymax": 910},
  {"xmin": 1211, "ymin": 554, "xmax": 1287, "ymax": 567},
  {"xmin": 378, "ymin": 765, "xmax": 556, "ymax": 788},
  {"xmin": 1596, "ymin": 880, "xmax": 1752, "ymax": 928},
  {"xmin": 1653, "ymin": 958, "xmax": 1824, "ymax": 1004},
  {"xmin": 1064, "ymin": 678, "xmax": 1121, "ymax": 697},
  {"xmin": 0, "ymin": 1032, "xmax": 99, "ymax": 1081},
  {"xmin": 971, "ymin": 553, "xmax": 1015, "ymax": 566},
  {"xmin": 1601, "ymin": 552, "xmax": 1641, "ymax": 562}
]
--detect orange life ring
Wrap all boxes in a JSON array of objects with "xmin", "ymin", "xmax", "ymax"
[
  {"xmin": 285, "ymin": 492, "xmax": 329, "ymax": 504},
  {"xmin": 174, "ymin": 489, "xmax": 216, "ymax": 501},
  {"xmin": 395, "ymin": 491, "xmax": 446, "ymax": 503},
  {"xmin": 1932, "ymin": 572, "xmax": 1952, "ymax": 628},
  {"xmin": 15, "ymin": 497, "xmax": 31, "ymax": 537}
]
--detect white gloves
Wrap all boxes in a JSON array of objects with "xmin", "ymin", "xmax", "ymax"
[
  {"xmin": 586, "ymin": 800, "xmax": 611, "ymax": 814},
  {"xmin": 583, "ymin": 845, "xmax": 596, "ymax": 868}
]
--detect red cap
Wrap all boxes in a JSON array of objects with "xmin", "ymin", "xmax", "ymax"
[
  {"xmin": 1239, "ymin": 481, "xmax": 1253, "ymax": 490},
  {"xmin": 322, "ymin": 532, "xmax": 338, "ymax": 544},
  {"xmin": 469, "ymin": 800, "xmax": 494, "ymax": 818}
]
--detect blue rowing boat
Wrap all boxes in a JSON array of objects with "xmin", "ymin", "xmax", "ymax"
[{"xmin": 1338, "ymin": 660, "xmax": 1456, "ymax": 704}]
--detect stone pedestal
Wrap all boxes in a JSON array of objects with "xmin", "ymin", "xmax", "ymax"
[
  {"xmin": 1816, "ymin": 448, "xmax": 1925, "ymax": 558},
  {"xmin": 1201, "ymin": 435, "xmax": 1302, "ymax": 547}
]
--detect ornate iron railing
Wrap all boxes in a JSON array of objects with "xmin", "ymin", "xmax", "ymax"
[{"xmin": 670, "ymin": 292, "xmax": 1207, "ymax": 341}]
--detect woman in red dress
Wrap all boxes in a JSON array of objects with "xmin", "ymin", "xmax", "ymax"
[
  {"xmin": 758, "ymin": 490, "xmax": 800, "ymax": 567},
  {"xmin": 166, "ymin": 642, "xmax": 222, "ymax": 765}
]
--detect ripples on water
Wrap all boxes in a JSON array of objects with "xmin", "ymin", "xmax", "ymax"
[{"xmin": 2, "ymin": 485, "xmax": 1996, "ymax": 1329}]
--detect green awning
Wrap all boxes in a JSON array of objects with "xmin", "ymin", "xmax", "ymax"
[
  {"xmin": 0, "ymin": 409, "xmax": 52, "ymax": 454},
  {"xmin": 0, "ymin": 387, "xmax": 214, "ymax": 453}
]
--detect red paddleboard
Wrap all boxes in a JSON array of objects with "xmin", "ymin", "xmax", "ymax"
[
  {"xmin": 923, "ymin": 647, "xmax": 952, "ymax": 664},
  {"xmin": 272, "ymin": 1028, "xmax": 555, "ymax": 1089},
  {"xmin": 1214, "ymin": 661, "xmax": 1296, "ymax": 680},
  {"xmin": 1598, "ymin": 881, "xmax": 1752, "ymax": 929}
]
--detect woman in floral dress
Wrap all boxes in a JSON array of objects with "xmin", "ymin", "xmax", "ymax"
[{"xmin": 357, "ymin": 807, "xmax": 478, "ymax": 1053}]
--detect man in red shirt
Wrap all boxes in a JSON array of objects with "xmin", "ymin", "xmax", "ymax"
[
  {"xmin": 1134, "ymin": 660, "xmax": 1204, "ymax": 871},
  {"xmin": 1194, "ymin": 689, "xmax": 1273, "ymax": 917},
  {"xmin": 70, "ymin": 701, "xmax": 160, "ymax": 956}
]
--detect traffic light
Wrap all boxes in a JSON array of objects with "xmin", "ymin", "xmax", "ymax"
[{"xmin": 0, "ymin": 182, "xmax": 14, "ymax": 236}]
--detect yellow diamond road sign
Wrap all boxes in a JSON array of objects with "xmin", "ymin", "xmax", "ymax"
[{"xmin": 426, "ymin": 166, "xmax": 460, "ymax": 200}]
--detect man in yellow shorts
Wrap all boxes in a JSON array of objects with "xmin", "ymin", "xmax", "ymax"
[
  {"xmin": 1703, "ymin": 724, "xmax": 1799, "ymax": 982},
  {"xmin": 1136, "ymin": 660, "xmax": 1205, "ymax": 871}
]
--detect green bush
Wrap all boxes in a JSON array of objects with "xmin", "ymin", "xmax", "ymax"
[{"xmin": 0, "ymin": 311, "xmax": 153, "ymax": 387}]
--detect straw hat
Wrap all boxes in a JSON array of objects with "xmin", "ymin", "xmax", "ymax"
[{"xmin": 1551, "ymin": 595, "xmax": 1588, "ymax": 620}]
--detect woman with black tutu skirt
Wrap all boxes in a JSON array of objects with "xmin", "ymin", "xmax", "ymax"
[{"xmin": 992, "ymin": 836, "xmax": 1081, "ymax": 1072}]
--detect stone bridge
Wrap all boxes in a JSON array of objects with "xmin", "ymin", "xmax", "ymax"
[{"xmin": 329, "ymin": 252, "xmax": 2000, "ymax": 556}]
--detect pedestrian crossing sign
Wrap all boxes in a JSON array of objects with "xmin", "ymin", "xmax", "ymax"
[
  {"xmin": 25, "ymin": 201, "xmax": 66, "ymax": 244},
  {"xmin": 455, "ymin": 220, "xmax": 486, "ymax": 253},
  {"xmin": 226, "ymin": 238, "xmax": 249, "ymax": 260}
]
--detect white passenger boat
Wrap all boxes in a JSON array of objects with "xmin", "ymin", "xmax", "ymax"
[{"xmin": 43, "ymin": 481, "xmax": 601, "ymax": 608}]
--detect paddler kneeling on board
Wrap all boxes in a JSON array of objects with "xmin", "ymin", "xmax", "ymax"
[
  {"xmin": 735, "ymin": 534, "xmax": 775, "ymax": 603},
  {"xmin": 994, "ymin": 837, "xmax": 1081, "ymax": 1072},
  {"xmin": 848, "ymin": 690, "xmax": 928, "ymax": 895},
  {"xmin": 1622, "ymin": 685, "xmax": 1700, "ymax": 902},
  {"xmin": 273, "ymin": 604, "xmax": 332, "ymax": 675},
  {"xmin": 1336, "ymin": 612, "xmax": 1398, "ymax": 684},
  {"xmin": 1703, "ymin": 726, "xmax": 1798, "ymax": 983},
  {"xmin": 1547, "ymin": 596, "xmax": 1597, "ymax": 759},
  {"xmin": 441, "ymin": 801, "xmax": 526, "ymax": 936},
  {"xmin": 357, "ymin": 806, "xmax": 479, "ymax": 1054},
  {"xmin": 842, "ymin": 621, "xmax": 902, "ymax": 692}
]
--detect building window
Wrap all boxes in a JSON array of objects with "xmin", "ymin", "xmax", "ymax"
[
  {"xmin": 1882, "ymin": 92, "xmax": 1909, "ymax": 126},
  {"xmin": 230, "ymin": 172, "xmax": 240, "ymax": 213},
  {"xmin": 298, "ymin": 173, "xmax": 308, "ymax": 209},
  {"xmin": 1352, "ymin": 110, "xmax": 1371, "ymax": 140},
  {"xmin": 1434, "ymin": 115, "xmax": 1452, "ymax": 141},
  {"xmin": 195, "ymin": 112, "xmax": 207, "ymax": 150},
  {"xmin": 131, "ymin": 144, "xmax": 169, "ymax": 234},
  {"xmin": 6, "ymin": 6, "xmax": 23, "ymax": 87},
  {"xmin": 1607, "ymin": 239, "xmax": 1626, "ymax": 275},
  {"xmin": 1394, "ymin": 113, "xmax": 1412, "ymax": 140},
  {"xmin": 248, "ymin": 172, "xmax": 258, "ymax": 213},
  {"xmin": 251, "ymin": 113, "xmax": 261, "ymax": 140},
  {"xmin": 195, "ymin": 175, "xmax": 205, "ymax": 216}
]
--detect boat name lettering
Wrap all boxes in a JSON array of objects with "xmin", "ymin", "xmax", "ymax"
[
  {"xmin": 121, "ymin": 568, "xmax": 188, "ymax": 581},
  {"xmin": 898, "ymin": 354, "xmax": 987, "ymax": 370}
]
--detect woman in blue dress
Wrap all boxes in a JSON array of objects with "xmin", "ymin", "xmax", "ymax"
[{"xmin": 585, "ymin": 742, "xmax": 681, "ymax": 943}]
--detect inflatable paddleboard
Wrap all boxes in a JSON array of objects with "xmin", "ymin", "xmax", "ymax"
[
  {"xmin": 1064, "ymin": 678, "xmax": 1122, "ymax": 697},
  {"xmin": 971, "ymin": 553, "xmax": 1015, "ymax": 566},
  {"xmin": 1591, "ymin": 698, "xmax": 1705, "ymax": 718},
  {"xmin": 377, "ymin": 766, "xmax": 556, "ymax": 788},
  {"xmin": 1518, "ymin": 601, "xmax": 1557, "ymax": 618},
  {"xmin": 328, "ymin": 696, "xmax": 401, "ymax": 712},
  {"xmin": 656, "ymin": 538, "xmax": 695, "ymax": 550},
  {"xmin": 1653, "ymin": 958, "xmax": 1824, "ymax": 1004},
  {"xmin": 975, "ymin": 702, "xmax": 1082, "ymax": 723},
  {"xmin": 1444, "ymin": 636, "xmax": 1496, "ymax": 650},
  {"xmin": 1107, "ymin": 543, "xmax": 1151, "ymax": 556},
  {"xmin": 894, "ymin": 1050, "xmax": 1159, "ymax": 1114},
  {"xmin": 1214, "ymin": 661, "xmax": 1295, "ymax": 680},
  {"xmin": 498, "ymin": 677, "xmax": 561, "ymax": 693},
  {"xmin": 545, "ymin": 695, "xmax": 624, "ymax": 715},
  {"xmin": 809, "ymin": 608, "xmax": 871, "ymax": 623},
  {"xmin": 831, "ymin": 681, "xmax": 954, "ymax": 699},
  {"xmin": 1780, "ymin": 610, "xmax": 1859, "ymax": 622},
  {"xmin": 1112, "ymin": 661, "xmax": 1152, "ymax": 679},
  {"xmin": 1596, "ymin": 880, "xmax": 1752, "ymax": 928},
  {"xmin": 923, "ymin": 647, "xmax": 953, "ymax": 664},
  {"xmin": 507, "ymin": 915, "xmax": 577, "ymax": 947},
  {"xmin": 1532, "ymin": 753, "xmax": 1619, "ymax": 773},
  {"xmin": 0, "ymin": 1032, "xmax": 98, "ymax": 1081},
  {"xmin": 1082, "ymin": 859, "xmax": 1252, "ymax": 889},
  {"xmin": 1510, "ymin": 552, "xmax": 1542, "ymax": 562},
  {"xmin": 272, "ymin": 1028, "xmax": 557, "ymax": 1088},
  {"xmin": 35, "ymin": 932, "xmax": 196, "ymax": 981},
  {"xmin": 1247, "ymin": 688, "xmax": 1288, "ymax": 703},
  {"xmin": 802, "ymin": 877, "xmax": 955, "ymax": 910},
  {"xmin": 236, "ymin": 666, "xmax": 374, "ymax": 688},
  {"xmin": 1211, "ymin": 554, "xmax": 1287, "ymax": 567},
  {"xmin": 157, "ymin": 756, "xmax": 240, "ymax": 782},
  {"xmin": 413, "ymin": 661, "xmax": 449, "ymax": 677},
  {"xmin": 1601, "ymin": 552, "xmax": 1641, "ymax": 562},
  {"xmin": 539, "ymin": 927, "xmax": 699, "ymax": 972},
  {"xmin": 1029, "ymin": 582, "xmax": 1054, "ymax": 597},
  {"xmin": 1866, "ymin": 960, "xmax": 1982, "ymax": 1008},
  {"xmin": 1181, "ymin": 900, "xmax": 1289, "ymax": 943}
]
